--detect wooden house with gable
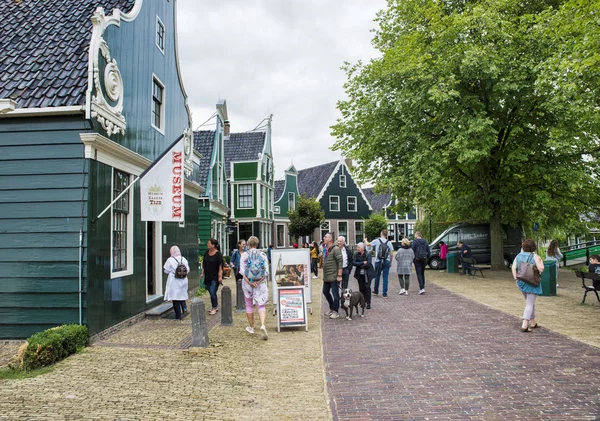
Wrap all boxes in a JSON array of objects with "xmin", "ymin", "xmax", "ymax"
[
  {"xmin": 297, "ymin": 160, "xmax": 372, "ymax": 246},
  {"xmin": 193, "ymin": 100, "xmax": 230, "ymax": 256},
  {"xmin": 0, "ymin": 0, "xmax": 201, "ymax": 338},
  {"xmin": 225, "ymin": 118, "xmax": 275, "ymax": 250},
  {"xmin": 273, "ymin": 164, "xmax": 300, "ymax": 248}
]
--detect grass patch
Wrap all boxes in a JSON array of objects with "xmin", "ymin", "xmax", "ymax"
[
  {"xmin": 194, "ymin": 287, "xmax": 207, "ymax": 297},
  {"xmin": 0, "ymin": 366, "xmax": 53, "ymax": 381}
]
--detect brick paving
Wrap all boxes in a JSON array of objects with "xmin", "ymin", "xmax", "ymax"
[{"xmin": 322, "ymin": 266, "xmax": 600, "ymax": 420}]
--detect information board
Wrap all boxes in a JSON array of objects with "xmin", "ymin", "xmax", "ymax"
[
  {"xmin": 277, "ymin": 287, "xmax": 308, "ymax": 332},
  {"xmin": 270, "ymin": 249, "xmax": 312, "ymax": 306}
]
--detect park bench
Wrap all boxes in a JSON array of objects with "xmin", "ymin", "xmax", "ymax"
[
  {"xmin": 574, "ymin": 271, "xmax": 600, "ymax": 305},
  {"xmin": 460, "ymin": 257, "xmax": 488, "ymax": 278}
]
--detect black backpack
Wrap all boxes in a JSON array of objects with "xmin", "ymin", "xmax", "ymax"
[
  {"xmin": 175, "ymin": 257, "xmax": 188, "ymax": 279},
  {"xmin": 415, "ymin": 240, "xmax": 428, "ymax": 261},
  {"xmin": 377, "ymin": 240, "xmax": 390, "ymax": 260}
]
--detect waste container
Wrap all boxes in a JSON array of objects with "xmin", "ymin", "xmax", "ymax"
[
  {"xmin": 541, "ymin": 260, "xmax": 557, "ymax": 296},
  {"xmin": 446, "ymin": 252, "xmax": 459, "ymax": 273}
]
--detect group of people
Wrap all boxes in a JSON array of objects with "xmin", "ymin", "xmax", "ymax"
[{"xmin": 320, "ymin": 229, "xmax": 432, "ymax": 320}]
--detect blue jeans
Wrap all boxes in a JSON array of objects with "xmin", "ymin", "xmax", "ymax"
[
  {"xmin": 206, "ymin": 279, "xmax": 219, "ymax": 309},
  {"xmin": 373, "ymin": 260, "xmax": 391, "ymax": 296},
  {"xmin": 322, "ymin": 281, "xmax": 340, "ymax": 312}
]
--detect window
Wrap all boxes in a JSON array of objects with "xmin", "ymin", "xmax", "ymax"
[
  {"xmin": 338, "ymin": 221, "xmax": 348, "ymax": 238},
  {"xmin": 329, "ymin": 195, "xmax": 340, "ymax": 212},
  {"xmin": 355, "ymin": 221, "xmax": 364, "ymax": 245},
  {"xmin": 388, "ymin": 224, "xmax": 396, "ymax": 242},
  {"xmin": 112, "ymin": 169, "xmax": 132, "ymax": 275},
  {"xmin": 277, "ymin": 225, "xmax": 285, "ymax": 247},
  {"xmin": 347, "ymin": 196, "xmax": 357, "ymax": 212},
  {"xmin": 406, "ymin": 223, "xmax": 415, "ymax": 238},
  {"xmin": 320, "ymin": 221, "xmax": 330, "ymax": 242},
  {"xmin": 238, "ymin": 222, "xmax": 253, "ymax": 242},
  {"xmin": 274, "ymin": 206, "xmax": 280, "ymax": 214},
  {"xmin": 156, "ymin": 17, "xmax": 165, "ymax": 53},
  {"xmin": 238, "ymin": 184, "xmax": 253, "ymax": 209},
  {"xmin": 288, "ymin": 192, "xmax": 295, "ymax": 211},
  {"xmin": 151, "ymin": 77, "xmax": 165, "ymax": 132},
  {"xmin": 339, "ymin": 175, "xmax": 346, "ymax": 188}
]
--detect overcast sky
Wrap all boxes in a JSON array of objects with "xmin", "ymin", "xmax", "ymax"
[{"xmin": 176, "ymin": 1, "xmax": 386, "ymax": 181}]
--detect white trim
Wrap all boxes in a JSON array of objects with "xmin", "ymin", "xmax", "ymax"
[
  {"xmin": 184, "ymin": 178, "xmax": 202, "ymax": 198},
  {"xmin": 337, "ymin": 220, "xmax": 349, "ymax": 239},
  {"xmin": 0, "ymin": 105, "xmax": 85, "ymax": 117},
  {"xmin": 276, "ymin": 223, "xmax": 286, "ymax": 248},
  {"xmin": 151, "ymin": 74, "xmax": 166, "ymax": 135},
  {"xmin": 347, "ymin": 196, "xmax": 357, "ymax": 212},
  {"xmin": 238, "ymin": 183, "xmax": 254, "ymax": 209},
  {"xmin": 288, "ymin": 192, "xmax": 296, "ymax": 211},
  {"xmin": 172, "ymin": 0, "xmax": 193, "ymax": 126},
  {"xmin": 339, "ymin": 174, "xmax": 346, "ymax": 188},
  {"xmin": 315, "ymin": 160, "xmax": 342, "ymax": 202},
  {"xmin": 274, "ymin": 205, "xmax": 280, "ymax": 214},
  {"xmin": 146, "ymin": 221, "xmax": 163, "ymax": 301},
  {"xmin": 354, "ymin": 220, "xmax": 364, "ymax": 243},
  {"xmin": 329, "ymin": 195, "xmax": 340, "ymax": 212},
  {"xmin": 111, "ymin": 169, "xmax": 134, "ymax": 279},
  {"xmin": 155, "ymin": 15, "xmax": 165, "ymax": 54}
]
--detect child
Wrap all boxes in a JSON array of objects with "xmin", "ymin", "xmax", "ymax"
[{"xmin": 588, "ymin": 254, "xmax": 600, "ymax": 290}]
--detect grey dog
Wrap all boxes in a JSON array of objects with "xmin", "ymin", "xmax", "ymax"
[{"xmin": 341, "ymin": 288, "xmax": 366, "ymax": 320}]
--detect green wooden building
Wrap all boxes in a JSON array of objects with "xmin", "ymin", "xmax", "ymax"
[
  {"xmin": 193, "ymin": 101, "xmax": 230, "ymax": 256},
  {"xmin": 0, "ymin": 0, "xmax": 201, "ymax": 338},
  {"xmin": 273, "ymin": 165, "xmax": 300, "ymax": 248}
]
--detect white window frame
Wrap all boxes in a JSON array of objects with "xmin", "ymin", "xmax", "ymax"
[
  {"xmin": 337, "ymin": 221, "xmax": 348, "ymax": 239},
  {"xmin": 288, "ymin": 192, "xmax": 296, "ymax": 211},
  {"xmin": 151, "ymin": 75, "xmax": 165, "ymax": 134},
  {"xmin": 111, "ymin": 169, "xmax": 134, "ymax": 279},
  {"xmin": 274, "ymin": 205, "xmax": 280, "ymax": 214},
  {"xmin": 320, "ymin": 220, "xmax": 330, "ymax": 241},
  {"xmin": 347, "ymin": 196, "xmax": 357, "ymax": 212},
  {"xmin": 354, "ymin": 221, "xmax": 364, "ymax": 245},
  {"xmin": 329, "ymin": 195, "xmax": 340, "ymax": 212},
  {"xmin": 238, "ymin": 184, "xmax": 253, "ymax": 209},
  {"xmin": 339, "ymin": 174, "xmax": 346, "ymax": 188},
  {"xmin": 276, "ymin": 224, "xmax": 286, "ymax": 248},
  {"xmin": 155, "ymin": 16, "xmax": 165, "ymax": 54}
]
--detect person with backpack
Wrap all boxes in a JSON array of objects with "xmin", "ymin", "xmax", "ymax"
[
  {"xmin": 411, "ymin": 232, "xmax": 430, "ymax": 295},
  {"xmin": 366, "ymin": 229, "xmax": 394, "ymax": 297},
  {"xmin": 163, "ymin": 245, "xmax": 190, "ymax": 321},
  {"xmin": 239, "ymin": 236, "xmax": 270, "ymax": 340}
]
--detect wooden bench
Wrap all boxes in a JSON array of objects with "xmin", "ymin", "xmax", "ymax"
[
  {"xmin": 460, "ymin": 257, "xmax": 488, "ymax": 278},
  {"xmin": 574, "ymin": 271, "xmax": 600, "ymax": 305}
]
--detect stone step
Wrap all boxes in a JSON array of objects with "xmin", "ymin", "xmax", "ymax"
[{"xmin": 145, "ymin": 302, "xmax": 174, "ymax": 319}]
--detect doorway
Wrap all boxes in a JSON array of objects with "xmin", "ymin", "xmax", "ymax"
[{"xmin": 146, "ymin": 221, "xmax": 163, "ymax": 301}]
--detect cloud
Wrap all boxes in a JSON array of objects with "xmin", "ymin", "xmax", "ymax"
[{"xmin": 177, "ymin": 0, "xmax": 385, "ymax": 180}]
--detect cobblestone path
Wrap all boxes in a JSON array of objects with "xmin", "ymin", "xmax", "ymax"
[{"xmin": 322, "ymin": 270, "xmax": 600, "ymax": 420}]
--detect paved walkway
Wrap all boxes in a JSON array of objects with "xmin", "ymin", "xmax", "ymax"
[{"xmin": 322, "ymin": 268, "xmax": 600, "ymax": 420}]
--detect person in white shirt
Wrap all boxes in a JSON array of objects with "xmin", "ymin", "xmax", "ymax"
[{"xmin": 337, "ymin": 236, "xmax": 353, "ymax": 289}]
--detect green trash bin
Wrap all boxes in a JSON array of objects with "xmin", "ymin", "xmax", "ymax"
[
  {"xmin": 446, "ymin": 252, "xmax": 459, "ymax": 273},
  {"xmin": 541, "ymin": 260, "xmax": 557, "ymax": 296}
]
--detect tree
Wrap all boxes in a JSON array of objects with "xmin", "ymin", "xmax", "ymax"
[
  {"xmin": 364, "ymin": 214, "xmax": 388, "ymax": 241},
  {"xmin": 288, "ymin": 195, "xmax": 325, "ymax": 242},
  {"xmin": 332, "ymin": 0, "xmax": 600, "ymax": 269}
]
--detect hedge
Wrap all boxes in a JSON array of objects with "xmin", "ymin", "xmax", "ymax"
[{"xmin": 11, "ymin": 324, "xmax": 88, "ymax": 371}]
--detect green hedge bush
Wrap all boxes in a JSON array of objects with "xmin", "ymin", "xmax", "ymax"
[{"xmin": 15, "ymin": 324, "xmax": 88, "ymax": 371}]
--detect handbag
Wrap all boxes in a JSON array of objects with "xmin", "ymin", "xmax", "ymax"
[{"xmin": 517, "ymin": 254, "xmax": 541, "ymax": 287}]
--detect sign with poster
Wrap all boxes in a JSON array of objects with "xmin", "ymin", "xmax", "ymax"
[
  {"xmin": 270, "ymin": 249, "xmax": 312, "ymax": 306},
  {"xmin": 277, "ymin": 287, "xmax": 308, "ymax": 332}
]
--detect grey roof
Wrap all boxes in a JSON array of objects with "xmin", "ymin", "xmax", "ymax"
[
  {"xmin": 0, "ymin": 0, "xmax": 135, "ymax": 109},
  {"xmin": 297, "ymin": 161, "xmax": 339, "ymax": 199},
  {"xmin": 274, "ymin": 180, "xmax": 285, "ymax": 202},
  {"xmin": 362, "ymin": 188, "xmax": 391, "ymax": 211},
  {"xmin": 224, "ymin": 131, "xmax": 266, "ymax": 178},
  {"xmin": 193, "ymin": 130, "xmax": 216, "ymax": 190}
]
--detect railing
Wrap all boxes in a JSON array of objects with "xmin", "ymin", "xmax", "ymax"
[{"xmin": 562, "ymin": 241, "xmax": 600, "ymax": 266}]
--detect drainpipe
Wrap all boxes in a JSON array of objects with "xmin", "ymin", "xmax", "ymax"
[{"xmin": 78, "ymin": 229, "xmax": 83, "ymax": 325}]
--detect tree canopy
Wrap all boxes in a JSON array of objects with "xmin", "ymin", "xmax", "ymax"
[
  {"xmin": 288, "ymin": 195, "xmax": 325, "ymax": 241},
  {"xmin": 364, "ymin": 214, "xmax": 388, "ymax": 241},
  {"xmin": 331, "ymin": 0, "xmax": 600, "ymax": 268}
]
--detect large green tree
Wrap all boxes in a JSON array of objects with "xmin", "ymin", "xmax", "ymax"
[
  {"xmin": 332, "ymin": 0, "xmax": 600, "ymax": 269},
  {"xmin": 288, "ymin": 195, "xmax": 325, "ymax": 242}
]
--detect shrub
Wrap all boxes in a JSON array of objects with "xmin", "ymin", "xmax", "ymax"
[{"xmin": 12, "ymin": 324, "xmax": 88, "ymax": 371}]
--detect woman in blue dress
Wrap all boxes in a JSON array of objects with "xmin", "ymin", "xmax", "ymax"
[{"xmin": 511, "ymin": 239, "xmax": 545, "ymax": 332}]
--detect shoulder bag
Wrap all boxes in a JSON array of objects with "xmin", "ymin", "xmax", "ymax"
[{"xmin": 517, "ymin": 254, "xmax": 541, "ymax": 287}]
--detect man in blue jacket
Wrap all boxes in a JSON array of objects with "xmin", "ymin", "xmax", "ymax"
[{"xmin": 412, "ymin": 231, "xmax": 430, "ymax": 295}]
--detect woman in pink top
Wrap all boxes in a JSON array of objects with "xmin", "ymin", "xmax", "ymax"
[{"xmin": 439, "ymin": 241, "xmax": 448, "ymax": 270}]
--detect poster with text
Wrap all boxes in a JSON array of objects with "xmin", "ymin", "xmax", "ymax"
[
  {"xmin": 278, "ymin": 287, "xmax": 307, "ymax": 328},
  {"xmin": 271, "ymin": 249, "xmax": 312, "ymax": 305}
]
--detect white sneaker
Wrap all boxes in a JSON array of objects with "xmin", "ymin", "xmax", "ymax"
[
  {"xmin": 260, "ymin": 325, "xmax": 269, "ymax": 340},
  {"xmin": 405, "ymin": 291, "xmax": 409, "ymax": 295},
  {"xmin": 312, "ymin": 275, "xmax": 318, "ymax": 279},
  {"xmin": 418, "ymin": 289, "xmax": 425, "ymax": 295},
  {"xmin": 245, "ymin": 326, "xmax": 254, "ymax": 334},
  {"xmin": 329, "ymin": 311, "xmax": 340, "ymax": 319},
  {"xmin": 325, "ymin": 310, "xmax": 334, "ymax": 316},
  {"xmin": 398, "ymin": 289, "xmax": 406, "ymax": 295}
]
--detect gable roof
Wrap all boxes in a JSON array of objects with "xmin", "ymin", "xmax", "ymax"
[
  {"xmin": 224, "ymin": 131, "xmax": 266, "ymax": 178},
  {"xmin": 192, "ymin": 130, "xmax": 216, "ymax": 189},
  {"xmin": 362, "ymin": 188, "xmax": 392, "ymax": 212},
  {"xmin": 274, "ymin": 180, "xmax": 285, "ymax": 202},
  {"xmin": 297, "ymin": 161, "xmax": 339, "ymax": 199},
  {"xmin": 0, "ymin": 0, "xmax": 135, "ymax": 109}
]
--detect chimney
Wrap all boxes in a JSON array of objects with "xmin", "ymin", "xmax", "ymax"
[
  {"xmin": 223, "ymin": 120, "xmax": 231, "ymax": 137},
  {"xmin": 344, "ymin": 158, "xmax": 353, "ymax": 169}
]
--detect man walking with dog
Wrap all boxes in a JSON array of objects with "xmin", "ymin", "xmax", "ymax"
[
  {"xmin": 337, "ymin": 236, "xmax": 353, "ymax": 289},
  {"xmin": 323, "ymin": 232, "xmax": 343, "ymax": 319},
  {"xmin": 366, "ymin": 229, "xmax": 394, "ymax": 298}
]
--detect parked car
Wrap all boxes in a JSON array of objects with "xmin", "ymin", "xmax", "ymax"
[{"xmin": 427, "ymin": 223, "xmax": 523, "ymax": 269}]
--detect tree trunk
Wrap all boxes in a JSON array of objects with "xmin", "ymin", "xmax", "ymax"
[{"xmin": 490, "ymin": 210, "xmax": 505, "ymax": 270}]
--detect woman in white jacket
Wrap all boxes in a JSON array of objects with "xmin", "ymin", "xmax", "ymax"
[{"xmin": 164, "ymin": 246, "xmax": 189, "ymax": 320}]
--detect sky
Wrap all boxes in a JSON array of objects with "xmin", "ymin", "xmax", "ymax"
[{"xmin": 176, "ymin": 0, "xmax": 386, "ymax": 181}]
